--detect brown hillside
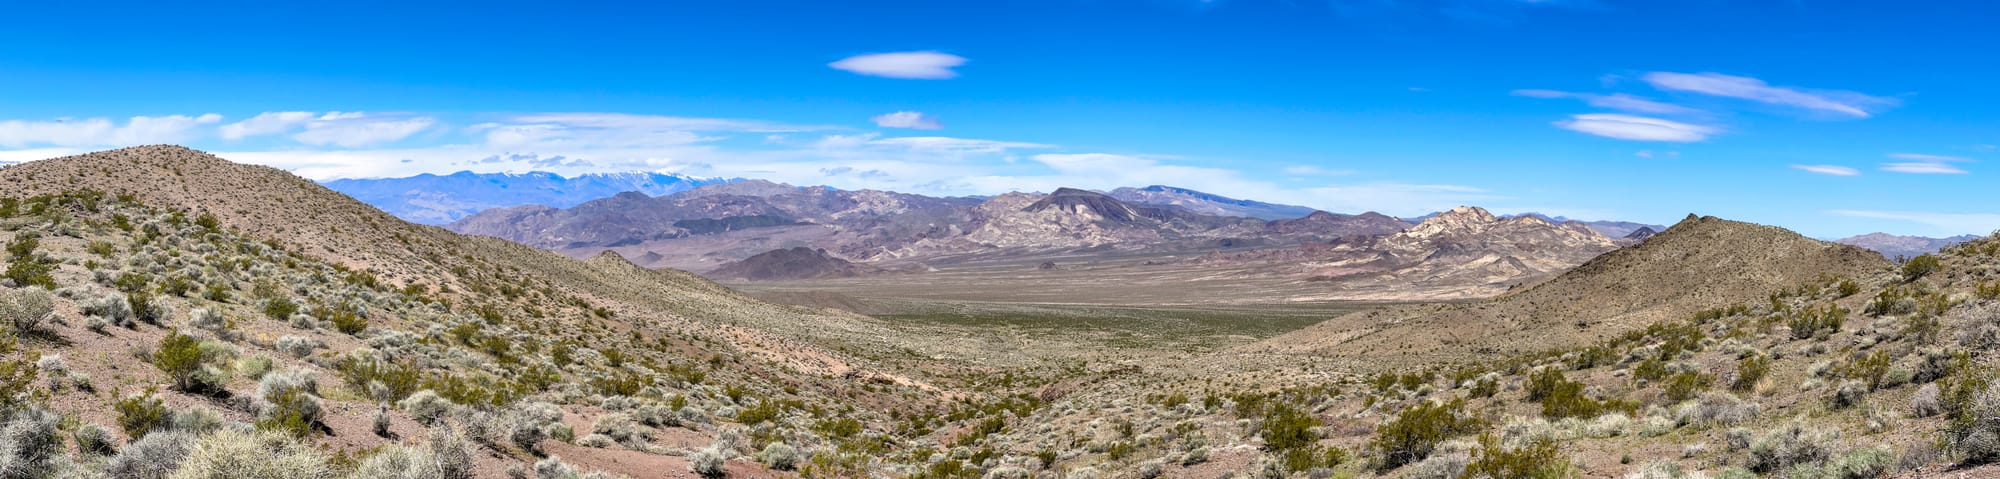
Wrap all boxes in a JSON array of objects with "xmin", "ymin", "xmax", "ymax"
[{"xmin": 1241, "ymin": 213, "xmax": 1891, "ymax": 365}]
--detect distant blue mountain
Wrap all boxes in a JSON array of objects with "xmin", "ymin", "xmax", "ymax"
[{"xmin": 322, "ymin": 171, "xmax": 733, "ymax": 224}]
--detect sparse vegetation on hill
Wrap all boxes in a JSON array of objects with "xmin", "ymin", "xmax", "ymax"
[{"xmin": 3, "ymin": 145, "xmax": 2000, "ymax": 478}]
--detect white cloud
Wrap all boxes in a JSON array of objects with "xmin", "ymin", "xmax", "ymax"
[
  {"xmin": 1511, "ymin": 89, "xmax": 1699, "ymax": 115},
  {"xmin": 1791, "ymin": 164, "xmax": 1860, "ymax": 176},
  {"xmin": 1881, "ymin": 162, "xmax": 1967, "ymax": 174},
  {"xmin": 1634, "ymin": 150, "xmax": 1680, "ymax": 159},
  {"xmin": 292, "ymin": 113, "xmax": 437, "ymax": 148},
  {"xmin": 871, "ymin": 111, "xmax": 943, "ymax": 130},
  {"xmin": 1829, "ymin": 209, "xmax": 2000, "ymax": 236},
  {"xmin": 1642, "ymin": 72, "xmax": 1896, "ymax": 118},
  {"xmin": 0, "ymin": 114, "xmax": 221, "ymax": 147},
  {"xmin": 1554, "ymin": 114, "xmax": 1716, "ymax": 142},
  {"xmin": 829, "ymin": 51, "xmax": 967, "ymax": 79},
  {"xmin": 219, "ymin": 111, "xmax": 317, "ymax": 139},
  {"xmin": 1888, "ymin": 153, "xmax": 1971, "ymax": 163},
  {"xmin": 1880, "ymin": 152, "xmax": 1973, "ymax": 174},
  {"xmin": 867, "ymin": 136, "xmax": 1052, "ymax": 154}
]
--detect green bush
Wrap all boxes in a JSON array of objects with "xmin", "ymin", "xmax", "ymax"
[
  {"xmin": 262, "ymin": 297, "xmax": 299, "ymax": 321},
  {"xmin": 154, "ymin": 330, "xmax": 210, "ymax": 392},
  {"xmin": 1902, "ymin": 253, "xmax": 1940, "ymax": 281},
  {"xmin": 116, "ymin": 390, "xmax": 170, "ymax": 439},
  {"xmin": 1732, "ymin": 354, "xmax": 1769, "ymax": 392},
  {"xmin": 1462, "ymin": 433, "xmax": 1570, "ymax": 479},
  {"xmin": 1260, "ymin": 402, "xmax": 1319, "ymax": 451},
  {"xmin": 1529, "ymin": 368, "xmax": 1635, "ymax": 419},
  {"xmin": 1663, "ymin": 372, "xmax": 1713, "ymax": 402},
  {"xmin": 1787, "ymin": 304, "xmax": 1847, "ymax": 340},
  {"xmin": 1370, "ymin": 398, "xmax": 1481, "ymax": 470}
]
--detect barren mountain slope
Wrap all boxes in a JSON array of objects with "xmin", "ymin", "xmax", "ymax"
[{"xmin": 1244, "ymin": 213, "xmax": 1891, "ymax": 364}]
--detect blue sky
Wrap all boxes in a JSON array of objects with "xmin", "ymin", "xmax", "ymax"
[{"xmin": 2, "ymin": 1, "xmax": 1996, "ymax": 238}]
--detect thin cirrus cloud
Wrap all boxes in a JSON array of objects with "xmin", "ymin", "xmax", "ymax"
[
  {"xmin": 1642, "ymin": 72, "xmax": 1898, "ymax": 119},
  {"xmin": 1510, "ymin": 89, "xmax": 1700, "ymax": 115},
  {"xmin": 1880, "ymin": 153, "xmax": 1972, "ymax": 174},
  {"xmin": 1828, "ymin": 209, "xmax": 2000, "ymax": 235},
  {"xmin": 0, "ymin": 114, "xmax": 222, "ymax": 147},
  {"xmin": 871, "ymin": 111, "xmax": 943, "ymax": 130},
  {"xmin": 220, "ymin": 111, "xmax": 438, "ymax": 148},
  {"xmin": 1554, "ymin": 113, "xmax": 1717, "ymax": 142},
  {"xmin": 829, "ymin": 51, "xmax": 967, "ymax": 79},
  {"xmin": 1790, "ymin": 164, "xmax": 1860, "ymax": 176}
]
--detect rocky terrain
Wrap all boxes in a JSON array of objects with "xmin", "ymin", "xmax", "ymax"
[
  {"xmin": 1837, "ymin": 232, "xmax": 1981, "ymax": 260},
  {"xmin": 324, "ymin": 171, "xmax": 732, "ymax": 224}
]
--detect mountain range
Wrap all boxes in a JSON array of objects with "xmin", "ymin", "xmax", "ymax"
[
  {"xmin": 1834, "ymin": 232, "xmax": 1981, "ymax": 259},
  {"xmin": 321, "ymin": 170, "xmax": 733, "ymax": 224}
]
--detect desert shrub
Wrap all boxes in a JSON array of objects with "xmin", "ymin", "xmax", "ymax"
[
  {"xmin": 1673, "ymin": 392, "xmax": 1760, "ymax": 427},
  {"xmin": 165, "ymin": 408, "xmax": 226, "ymax": 435},
  {"xmin": 106, "ymin": 431, "xmax": 196, "ymax": 479},
  {"xmin": 336, "ymin": 354, "xmax": 421, "ymax": 402},
  {"xmin": 372, "ymin": 406, "xmax": 393, "ymax": 438},
  {"xmin": 428, "ymin": 425, "xmax": 475, "ymax": 479},
  {"xmin": 1732, "ymin": 354, "xmax": 1770, "ymax": 392},
  {"xmin": 154, "ymin": 330, "xmax": 216, "ymax": 392},
  {"xmin": 1462, "ymin": 433, "xmax": 1569, "ymax": 479},
  {"xmin": 398, "ymin": 390, "xmax": 454, "ymax": 426},
  {"xmin": 1947, "ymin": 380, "xmax": 2000, "ymax": 464},
  {"xmin": 0, "ymin": 287, "xmax": 53, "ymax": 333},
  {"xmin": 1788, "ymin": 304, "xmax": 1848, "ymax": 340},
  {"xmin": 188, "ymin": 308, "xmax": 225, "ymax": 333},
  {"xmin": 1663, "ymin": 372, "xmax": 1712, "ymax": 402},
  {"xmin": 1260, "ymin": 402, "xmax": 1319, "ymax": 451},
  {"xmin": 130, "ymin": 291, "xmax": 167, "ymax": 325},
  {"xmin": 117, "ymin": 391, "xmax": 171, "ymax": 439},
  {"xmin": 346, "ymin": 444, "xmax": 435, "ymax": 479},
  {"xmin": 1831, "ymin": 380, "xmax": 1869, "ymax": 409},
  {"xmin": 0, "ymin": 406, "xmax": 63, "ymax": 477},
  {"xmin": 1371, "ymin": 398, "xmax": 1481, "ymax": 470},
  {"xmin": 84, "ymin": 292, "xmax": 134, "ymax": 327},
  {"xmin": 759, "ymin": 442, "xmax": 801, "ymax": 471},
  {"xmin": 167, "ymin": 428, "xmax": 332, "ymax": 479},
  {"xmin": 261, "ymin": 298, "xmax": 298, "ymax": 322},
  {"xmin": 1912, "ymin": 384, "xmax": 1943, "ymax": 417},
  {"xmin": 75, "ymin": 423, "xmax": 116, "ymax": 456},
  {"xmin": 254, "ymin": 369, "xmax": 323, "ymax": 438},
  {"xmin": 275, "ymin": 335, "xmax": 320, "ymax": 358},
  {"xmin": 1529, "ymin": 368, "xmax": 1635, "ymax": 419},
  {"xmin": 691, "ymin": 445, "xmax": 728, "ymax": 477},
  {"xmin": 324, "ymin": 307, "xmax": 367, "ymax": 335},
  {"xmin": 1747, "ymin": 424, "xmax": 1836, "ymax": 473},
  {"xmin": 1839, "ymin": 350, "xmax": 1893, "ymax": 390},
  {"xmin": 1902, "ymin": 253, "xmax": 1940, "ymax": 281}
]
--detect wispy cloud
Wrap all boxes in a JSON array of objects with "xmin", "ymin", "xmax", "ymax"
[
  {"xmin": 1880, "ymin": 152, "xmax": 1972, "ymax": 174},
  {"xmin": 1829, "ymin": 209, "xmax": 2000, "ymax": 235},
  {"xmin": 1554, "ymin": 114, "xmax": 1716, "ymax": 142},
  {"xmin": 0, "ymin": 114, "xmax": 222, "ymax": 147},
  {"xmin": 1791, "ymin": 164, "xmax": 1860, "ymax": 176},
  {"xmin": 829, "ymin": 51, "xmax": 967, "ymax": 79},
  {"xmin": 1511, "ymin": 89, "xmax": 1699, "ymax": 115},
  {"xmin": 1642, "ymin": 72, "xmax": 1897, "ymax": 118},
  {"xmin": 867, "ymin": 136, "xmax": 1050, "ymax": 154},
  {"xmin": 871, "ymin": 111, "xmax": 943, "ymax": 130}
]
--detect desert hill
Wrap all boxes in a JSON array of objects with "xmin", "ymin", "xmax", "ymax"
[
  {"xmin": 706, "ymin": 247, "xmax": 880, "ymax": 281},
  {"xmin": 1245, "ymin": 213, "xmax": 1890, "ymax": 363},
  {"xmin": 1837, "ymin": 232, "xmax": 1980, "ymax": 260},
  {"xmin": 0, "ymin": 145, "xmax": 941, "ymax": 478}
]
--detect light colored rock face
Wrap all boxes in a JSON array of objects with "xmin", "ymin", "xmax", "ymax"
[{"xmin": 1263, "ymin": 205, "xmax": 1625, "ymax": 299}]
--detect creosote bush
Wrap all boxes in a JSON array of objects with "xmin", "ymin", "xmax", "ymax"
[{"xmin": 1371, "ymin": 398, "xmax": 1482, "ymax": 470}]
